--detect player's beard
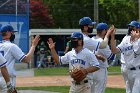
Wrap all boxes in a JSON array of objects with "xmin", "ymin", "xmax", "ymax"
[
  {"xmin": 87, "ymin": 27, "xmax": 93, "ymax": 33},
  {"xmin": 10, "ymin": 33, "xmax": 15, "ymax": 42},
  {"xmin": 71, "ymin": 41, "xmax": 79, "ymax": 48},
  {"xmin": 128, "ymin": 28, "xmax": 134, "ymax": 35}
]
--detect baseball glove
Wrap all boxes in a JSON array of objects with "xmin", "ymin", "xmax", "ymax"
[
  {"xmin": 70, "ymin": 67, "xmax": 88, "ymax": 83},
  {"xmin": 7, "ymin": 83, "xmax": 18, "ymax": 93}
]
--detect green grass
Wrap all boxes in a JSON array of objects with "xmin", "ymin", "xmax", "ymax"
[
  {"xmin": 108, "ymin": 66, "xmax": 121, "ymax": 72},
  {"xmin": 34, "ymin": 66, "xmax": 121, "ymax": 76},
  {"xmin": 108, "ymin": 66, "xmax": 121, "ymax": 75},
  {"xmin": 17, "ymin": 86, "xmax": 69, "ymax": 93},
  {"xmin": 105, "ymin": 87, "xmax": 125, "ymax": 93},
  {"xmin": 17, "ymin": 86, "xmax": 125, "ymax": 93},
  {"xmin": 34, "ymin": 67, "xmax": 69, "ymax": 76}
]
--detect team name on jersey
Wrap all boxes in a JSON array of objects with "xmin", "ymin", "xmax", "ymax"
[
  {"xmin": 124, "ymin": 45, "xmax": 133, "ymax": 51},
  {"xmin": 71, "ymin": 59, "xmax": 86, "ymax": 65}
]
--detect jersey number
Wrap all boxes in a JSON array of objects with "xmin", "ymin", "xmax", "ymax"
[{"xmin": 0, "ymin": 51, "xmax": 4, "ymax": 56}]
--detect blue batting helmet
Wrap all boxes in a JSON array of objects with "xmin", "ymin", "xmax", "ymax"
[
  {"xmin": 79, "ymin": 17, "xmax": 96, "ymax": 26},
  {"xmin": 0, "ymin": 24, "xmax": 16, "ymax": 32},
  {"xmin": 70, "ymin": 32, "xmax": 83, "ymax": 40},
  {"xmin": 128, "ymin": 21, "xmax": 140, "ymax": 28},
  {"xmin": 96, "ymin": 22, "xmax": 108, "ymax": 31}
]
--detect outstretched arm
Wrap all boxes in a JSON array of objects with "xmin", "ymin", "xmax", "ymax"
[
  {"xmin": 47, "ymin": 38, "xmax": 59, "ymax": 64},
  {"xmin": 1, "ymin": 66, "xmax": 10, "ymax": 84},
  {"xmin": 110, "ymin": 29, "xmax": 120, "ymax": 54},
  {"xmin": 99, "ymin": 25, "xmax": 115, "ymax": 48},
  {"xmin": 22, "ymin": 35, "xmax": 40, "ymax": 63},
  {"xmin": 95, "ymin": 54, "xmax": 106, "ymax": 62}
]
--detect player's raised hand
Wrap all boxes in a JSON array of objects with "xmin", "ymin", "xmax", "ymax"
[
  {"xmin": 111, "ymin": 27, "xmax": 116, "ymax": 37},
  {"xmin": 47, "ymin": 38, "xmax": 55, "ymax": 49},
  {"xmin": 32, "ymin": 35, "xmax": 40, "ymax": 47},
  {"xmin": 106, "ymin": 25, "xmax": 115, "ymax": 37}
]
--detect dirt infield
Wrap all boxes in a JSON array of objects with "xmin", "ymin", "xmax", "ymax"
[{"xmin": 16, "ymin": 75, "xmax": 125, "ymax": 88}]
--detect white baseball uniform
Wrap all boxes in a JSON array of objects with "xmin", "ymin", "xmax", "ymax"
[
  {"xmin": 119, "ymin": 35, "xmax": 131, "ymax": 93},
  {"xmin": 59, "ymin": 48, "xmax": 99, "ymax": 93},
  {"xmin": 130, "ymin": 38, "xmax": 140, "ymax": 93},
  {"xmin": 0, "ymin": 52, "xmax": 7, "ymax": 68},
  {"xmin": 91, "ymin": 36, "xmax": 115, "ymax": 93},
  {"xmin": 83, "ymin": 34, "xmax": 100, "ymax": 52},
  {"xmin": 0, "ymin": 40, "xmax": 25, "ymax": 93},
  {"xmin": 0, "ymin": 49, "xmax": 7, "ymax": 93},
  {"xmin": 117, "ymin": 35, "xmax": 140, "ymax": 93}
]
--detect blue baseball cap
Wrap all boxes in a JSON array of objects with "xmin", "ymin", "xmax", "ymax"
[
  {"xmin": 0, "ymin": 24, "xmax": 16, "ymax": 32},
  {"xmin": 128, "ymin": 21, "xmax": 140, "ymax": 28},
  {"xmin": 96, "ymin": 22, "xmax": 108, "ymax": 31},
  {"xmin": 137, "ymin": 22, "xmax": 140, "ymax": 28},
  {"xmin": 68, "ymin": 32, "xmax": 83, "ymax": 40},
  {"xmin": 79, "ymin": 17, "xmax": 96, "ymax": 26}
]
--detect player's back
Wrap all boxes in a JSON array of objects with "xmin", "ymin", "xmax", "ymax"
[
  {"xmin": 0, "ymin": 41, "xmax": 17, "ymax": 76},
  {"xmin": 83, "ymin": 34, "xmax": 100, "ymax": 51},
  {"xmin": 0, "ymin": 41, "xmax": 25, "ymax": 76},
  {"xmin": 92, "ymin": 36, "xmax": 114, "ymax": 68}
]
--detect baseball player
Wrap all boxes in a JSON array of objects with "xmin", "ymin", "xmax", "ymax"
[
  {"xmin": 110, "ymin": 21, "xmax": 140, "ymax": 93},
  {"xmin": 91, "ymin": 23, "xmax": 115, "ymax": 93},
  {"xmin": 37, "ymin": 41, "xmax": 47, "ymax": 68},
  {"xmin": 0, "ymin": 53, "xmax": 16, "ymax": 93},
  {"xmin": 119, "ymin": 21, "xmax": 140, "ymax": 93},
  {"xmin": 48, "ymin": 32, "xmax": 100, "ymax": 93},
  {"xmin": 79, "ymin": 17, "xmax": 114, "ymax": 51},
  {"xmin": 0, "ymin": 24, "xmax": 40, "ymax": 93}
]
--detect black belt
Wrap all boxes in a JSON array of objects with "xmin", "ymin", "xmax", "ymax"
[
  {"xmin": 73, "ymin": 80, "xmax": 88, "ymax": 85},
  {"xmin": 130, "ymin": 67, "xmax": 140, "ymax": 70}
]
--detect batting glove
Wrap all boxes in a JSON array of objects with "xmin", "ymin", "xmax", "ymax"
[{"xmin": 7, "ymin": 82, "xmax": 15, "ymax": 93}]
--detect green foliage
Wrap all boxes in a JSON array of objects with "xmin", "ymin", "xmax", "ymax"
[
  {"xmin": 43, "ymin": 0, "xmax": 95, "ymax": 28},
  {"xmin": 41, "ymin": 0, "xmax": 139, "ymax": 28},
  {"xmin": 17, "ymin": 86, "xmax": 125, "ymax": 93},
  {"xmin": 99, "ymin": 0, "xmax": 138, "ymax": 28}
]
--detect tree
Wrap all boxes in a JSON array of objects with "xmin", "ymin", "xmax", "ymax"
[
  {"xmin": 99, "ymin": 0, "xmax": 138, "ymax": 28},
  {"xmin": 43, "ymin": 0, "xmax": 138, "ymax": 28},
  {"xmin": 44, "ymin": 0, "xmax": 95, "ymax": 28},
  {"xmin": 30, "ymin": 0, "xmax": 54, "ymax": 28}
]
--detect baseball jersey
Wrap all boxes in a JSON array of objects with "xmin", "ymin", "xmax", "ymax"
[
  {"xmin": 83, "ymin": 34, "xmax": 100, "ymax": 51},
  {"xmin": 92, "ymin": 36, "xmax": 115, "ymax": 68},
  {"xmin": 117, "ymin": 36, "xmax": 134, "ymax": 68},
  {"xmin": 0, "ymin": 40, "xmax": 26, "ymax": 77},
  {"xmin": 0, "ymin": 53, "xmax": 7, "ymax": 68},
  {"xmin": 59, "ymin": 48, "xmax": 99, "ymax": 80},
  {"xmin": 120, "ymin": 35, "xmax": 131, "ymax": 64},
  {"xmin": 131, "ymin": 38, "xmax": 140, "ymax": 67}
]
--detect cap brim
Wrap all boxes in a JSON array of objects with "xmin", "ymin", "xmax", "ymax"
[
  {"xmin": 128, "ymin": 24, "xmax": 135, "ymax": 27},
  {"xmin": 92, "ymin": 22, "xmax": 96, "ymax": 25},
  {"xmin": 89, "ymin": 22, "xmax": 96, "ymax": 26},
  {"xmin": 13, "ymin": 30, "xmax": 18, "ymax": 32},
  {"xmin": 67, "ymin": 37, "xmax": 80, "ymax": 40}
]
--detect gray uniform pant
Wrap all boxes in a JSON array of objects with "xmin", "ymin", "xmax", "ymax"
[
  {"xmin": 0, "ymin": 76, "xmax": 16, "ymax": 93},
  {"xmin": 69, "ymin": 80, "xmax": 91, "ymax": 93}
]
